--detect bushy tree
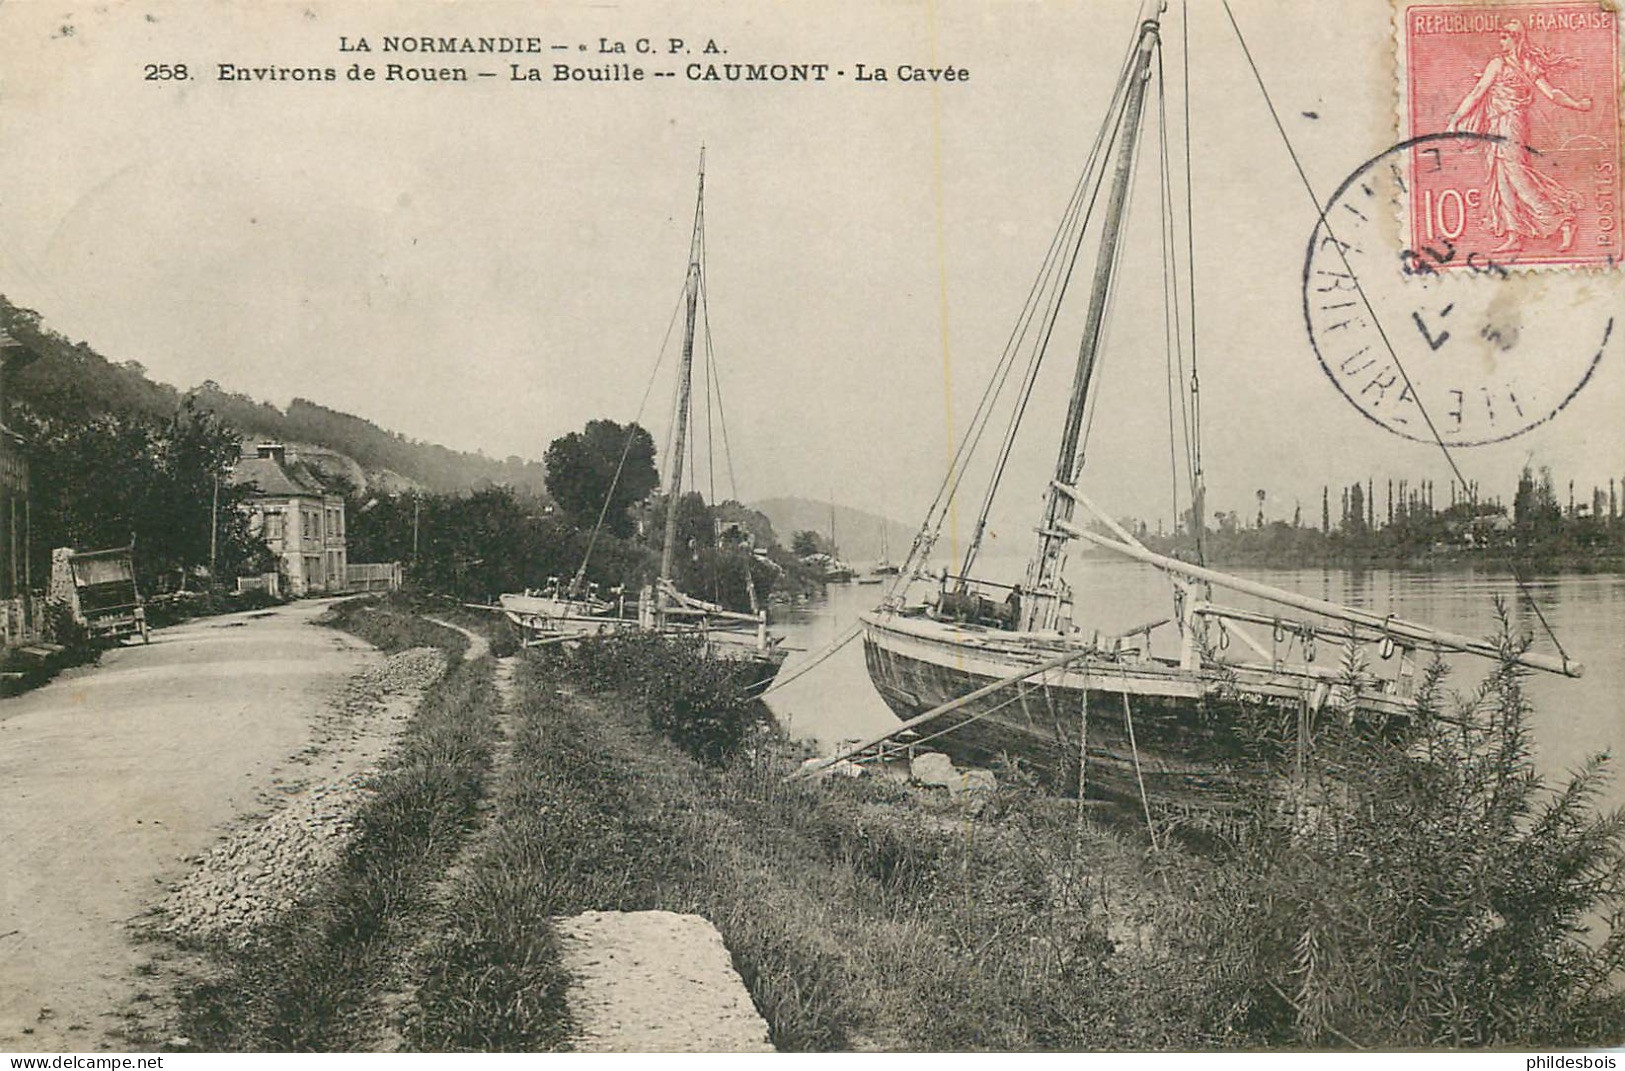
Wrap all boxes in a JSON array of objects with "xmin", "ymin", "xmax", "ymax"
[
  {"xmin": 19, "ymin": 397, "xmax": 269, "ymax": 590},
  {"xmin": 544, "ymin": 419, "xmax": 658, "ymax": 536}
]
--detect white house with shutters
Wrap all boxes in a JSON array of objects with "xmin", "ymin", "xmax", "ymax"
[{"xmin": 231, "ymin": 443, "xmax": 347, "ymax": 596}]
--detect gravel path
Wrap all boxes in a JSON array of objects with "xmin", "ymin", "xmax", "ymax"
[
  {"xmin": 157, "ymin": 648, "xmax": 446, "ymax": 941},
  {"xmin": 0, "ymin": 600, "xmax": 375, "ymax": 1050}
]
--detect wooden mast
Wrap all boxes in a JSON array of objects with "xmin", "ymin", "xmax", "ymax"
[
  {"xmin": 659, "ymin": 151, "xmax": 706, "ymax": 618},
  {"xmin": 1024, "ymin": 0, "xmax": 1165, "ymax": 632}
]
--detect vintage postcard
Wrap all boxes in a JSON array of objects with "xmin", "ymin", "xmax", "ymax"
[{"xmin": 0, "ymin": 0, "xmax": 1620, "ymax": 1058}]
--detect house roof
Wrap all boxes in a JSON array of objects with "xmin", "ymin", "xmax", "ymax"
[{"xmin": 231, "ymin": 456, "xmax": 330, "ymax": 498}]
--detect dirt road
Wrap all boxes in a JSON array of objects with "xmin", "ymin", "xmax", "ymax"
[{"xmin": 0, "ymin": 600, "xmax": 377, "ymax": 1051}]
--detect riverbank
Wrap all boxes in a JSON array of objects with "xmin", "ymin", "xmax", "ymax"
[{"xmin": 145, "ymin": 598, "xmax": 1624, "ymax": 1052}]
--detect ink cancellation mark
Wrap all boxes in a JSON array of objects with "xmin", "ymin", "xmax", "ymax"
[{"xmin": 1303, "ymin": 134, "xmax": 1611, "ymax": 447}]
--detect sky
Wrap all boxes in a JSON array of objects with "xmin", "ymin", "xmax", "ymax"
[{"xmin": 0, "ymin": 0, "xmax": 1619, "ymax": 550}]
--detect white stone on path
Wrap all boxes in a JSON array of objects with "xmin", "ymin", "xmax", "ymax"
[{"xmin": 553, "ymin": 910, "xmax": 774, "ymax": 1053}]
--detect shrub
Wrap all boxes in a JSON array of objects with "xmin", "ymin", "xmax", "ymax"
[
  {"xmin": 1179, "ymin": 610, "xmax": 1625, "ymax": 1048},
  {"xmin": 564, "ymin": 632, "xmax": 770, "ymax": 765}
]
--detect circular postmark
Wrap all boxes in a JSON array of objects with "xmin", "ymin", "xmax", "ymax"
[{"xmin": 1302, "ymin": 133, "xmax": 1612, "ymax": 447}]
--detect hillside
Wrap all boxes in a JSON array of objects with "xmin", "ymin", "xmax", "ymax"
[
  {"xmin": 750, "ymin": 497, "xmax": 912, "ymax": 564},
  {"xmin": 0, "ymin": 296, "xmax": 548, "ymax": 498}
]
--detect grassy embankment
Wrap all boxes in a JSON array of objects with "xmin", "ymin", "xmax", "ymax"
[
  {"xmin": 172, "ymin": 599, "xmax": 1625, "ymax": 1051},
  {"xmin": 405, "ymin": 636, "xmax": 1200, "ymax": 1051},
  {"xmin": 173, "ymin": 598, "xmax": 499, "ymax": 1050},
  {"xmin": 406, "ymin": 627, "xmax": 1625, "ymax": 1051}
]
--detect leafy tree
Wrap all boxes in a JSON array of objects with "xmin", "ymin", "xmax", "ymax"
[
  {"xmin": 18, "ymin": 397, "xmax": 270, "ymax": 590},
  {"xmin": 790, "ymin": 530, "xmax": 823, "ymax": 557},
  {"xmin": 1514, "ymin": 465, "xmax": 1563, "ymax": 550},
  {"xmin": 544, "ymin": 419, "xmax": 658, "ymax": 536}
]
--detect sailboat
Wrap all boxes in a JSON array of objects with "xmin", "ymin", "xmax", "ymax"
[
  {"xmin": 638, "ymin": 153, "xmax": 788, "ymax": 695},
  {"xmin": 855, "ymin": 0, "xmax": 1582, "ymax": 809},
  {"xmin": 502, "ymin": 154, "xmax": 788, "ymax": 696},
  {"xmin": 871, "ymin": 522, "xmax": 900, "ymax": 577},
  {"xmin": 498, "ymin": 581, "xmax": 622, "ymax": 644}
]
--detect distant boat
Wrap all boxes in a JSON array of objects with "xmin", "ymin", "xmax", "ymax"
[
  {"xmin": 856, "ymin": 0, "xmax": 1581, "ymax": 806},
  {"xmin": 872, "ymin": 522, "xmax": 900, "ymax": 576},
  {"xmin": 798, "ymin": 551, "xmax": 854, "ymax": 584}
]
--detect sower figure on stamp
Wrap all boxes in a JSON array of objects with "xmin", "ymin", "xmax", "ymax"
[{"xmin": 1444, "ymin": 19, "xmax": 1593, "ymax": 254}]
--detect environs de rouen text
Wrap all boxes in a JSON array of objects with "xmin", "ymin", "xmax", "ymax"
[{"xmin": 199, "ymin": 34, "xmax": 970, "ymax": 85}]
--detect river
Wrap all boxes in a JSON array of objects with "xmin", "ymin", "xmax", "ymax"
[{"xmin": 764, "ymin": 560, "xmax": 1625, "ymax": 813}]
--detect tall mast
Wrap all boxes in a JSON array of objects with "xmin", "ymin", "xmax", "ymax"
[
  {"xmin": 1024, "ymin": 1, "xmax": 1164, "ymax": 631},
  {"xmin": 659, "ymin": 150, "xmax": 706, "ymax": 607}
]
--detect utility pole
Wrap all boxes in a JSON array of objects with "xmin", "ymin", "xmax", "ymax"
[{"xmin": 209, "ymin": 473, "xmax": 219, "ymax": 588}]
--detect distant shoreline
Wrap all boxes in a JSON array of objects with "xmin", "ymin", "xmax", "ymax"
[{"xmin": 1076, "ymin": 545, "xmax": 1625, "ymax": 575}]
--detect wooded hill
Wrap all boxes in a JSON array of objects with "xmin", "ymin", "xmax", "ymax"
[{"xmin": 0, "ymin": 296, "xmax": 548, "ymax": 498}]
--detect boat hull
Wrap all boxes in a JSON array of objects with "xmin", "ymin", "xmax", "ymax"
[
  {"xmin": 721, "ymin": 642, "xmax": 790, "ymax": 699},
  {"xmin": 499, "ymin": 592, "xmax": 626, "ymax": 644},
  {"xmin": 860, "ymin": 610, "xmax": 1406, "ymax": 812}
]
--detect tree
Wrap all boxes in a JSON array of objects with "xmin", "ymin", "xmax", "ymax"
[
  {"xmin": 1347, "ymin": 482, "xmax": 1366, "ymax": 534},
  {"xmin": 1514, "ymin": 465, "xmax": 1562, "ymax": 550},
  {"xmin": 18, "ymin": 397, "xmax": 270, "ymax": 590},
  {"xmin": 790, "ymin": 529, "xmax": 823, "ymax": 557},
  {"xmin": 544, "ymin": 419, "xmax": 658, "ymax": 536}
]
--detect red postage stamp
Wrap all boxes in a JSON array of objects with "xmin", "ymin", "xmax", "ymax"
[{"xmin": 1401, "ymin": 4, "xmax": 1621, "ymax": 270}]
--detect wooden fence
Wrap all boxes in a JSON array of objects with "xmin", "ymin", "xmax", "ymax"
[{"xmin": 345, "ymin": 562, "xmax": 403, "ymax": 593}]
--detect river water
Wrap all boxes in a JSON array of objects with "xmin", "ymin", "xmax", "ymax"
[{"xmin": 764, "ymin": 560, "xmax": 1625, "ymax": 813}]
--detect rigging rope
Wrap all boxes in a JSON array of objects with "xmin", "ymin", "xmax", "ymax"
[
  {"xmin": 1183, "ymin": 0, "xmax": 1205, "ymax": 565},
  {"xmin": 1157, "ymin": 47, "xmax": 1187, "ymax": 544},
  {"xmin": 1070, "ymin": 100, "xmax": 1150, "ymax": 482},
  {"xmin": 700, "ymin": 269, "xmax": 742, "ymax": 504},
  {"xmin": 1158, "ymin": 41, "xmax": 1202, "ymax": 537},
  {"xmin": 756, "ymin": 620, "xmax": 862, "ymax": 698},
  {"xmin": 1220, "ymin": 0, "xmax": 1571, "ymax": 667},
  {"xmin": 963, "ymin": 54, "xmax": 1137, "ymax": 581},
  {"xmin": 886, "ymin": 21, "xmax": 1145, "ymax": 600},
  {"xmin": 570, "ymin": 280, "xmax": 690, "ymax": 591}
]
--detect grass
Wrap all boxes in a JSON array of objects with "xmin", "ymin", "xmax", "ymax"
[
  {"xmin": 407, "ymin": 651, "xmax": 1203, "ymax": 1051},
  {"xmin": 318, "ymin": 594, "xmax": 472, "ymax": 657},
  {"xmin": 172, "ymin": 604, "xmax": 495, "ymax": 1051}
]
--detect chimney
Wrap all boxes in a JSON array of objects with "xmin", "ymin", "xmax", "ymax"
[{"xmin": 256, "ymin": 443, "xmax": 287, "ymax": 466}]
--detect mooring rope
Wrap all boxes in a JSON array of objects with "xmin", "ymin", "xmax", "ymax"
[
  {"xmin": 756, "ymin": 619, "xmax": 862, "ymax": 699},
  {"xmin": 1118, "ymin": 666, "xmax": 1161, "ymax": 852}
]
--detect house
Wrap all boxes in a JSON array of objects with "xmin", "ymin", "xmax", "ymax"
[
  {"xmin": 0, "ymin": 325, "xmax": 43, "ymax": 649},
  {"xmin": 231, "ymin": 443, "xmax": 347, "ymax": 596}
]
